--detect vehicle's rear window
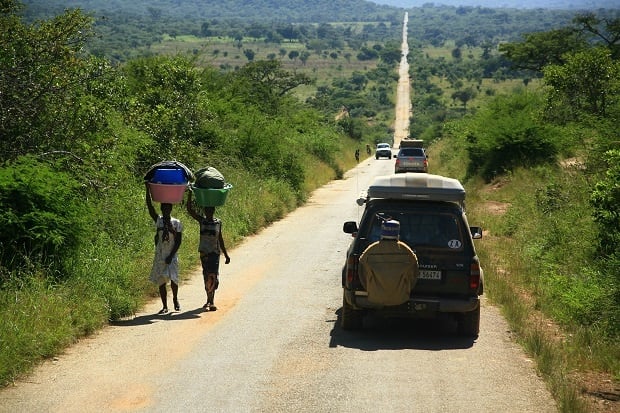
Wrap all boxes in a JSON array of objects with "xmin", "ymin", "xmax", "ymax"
[
  {"xmin": 365, "ymin": 211, "xmax": 464, "ymax": 250},
  {"xmin": 399, "ymin": 148, "xmax": 424, "ymax": 157}
]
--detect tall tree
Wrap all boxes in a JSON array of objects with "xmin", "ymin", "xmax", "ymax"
[
  {"xmin": 543, "ymin": 47, "xmax": 620, "ymax": 119},
  {"xmin": 573, "ymin": 13, "xmax": 620, "ymax": 58},
  {"xmin": 499, "ymin": 28, "xmax": 587, "ymax": 73},
  {"xmin": 0, "ymin": 0, "xmax": 111, "ymax": 161},
  {"xmin": 236, "ymin": 60, "xmax": 312, "ymax": 113}
]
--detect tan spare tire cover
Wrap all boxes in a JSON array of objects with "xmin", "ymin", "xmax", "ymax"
[{"xmin": 358, "ymin": 240, "xmax": 419, "ymax": 306}]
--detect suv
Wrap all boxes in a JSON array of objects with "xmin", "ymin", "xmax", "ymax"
[
  {"xmin": 375, "ymin": 143, "xmax": 392, "ymax": 159},
  {"xmin": 341, "ymin": 173, "xmax": 484, "ymax": 336},
  {"xmin": 394, "ymin": 139, "xmax": 428, "ymax": 173}
]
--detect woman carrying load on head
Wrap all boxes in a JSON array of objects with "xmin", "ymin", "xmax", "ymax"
[
  {"xmin": 186, "ymin": 191, "xmax": 230, "ymax": 312},
  {"xmin": 145, "ymin": 183, "xmax": 183, "ymax": 314}
]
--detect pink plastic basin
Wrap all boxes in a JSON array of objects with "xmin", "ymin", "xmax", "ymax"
[{"xmin": 148, "ymin": 182, "xmax": 187, "ymax": 204}]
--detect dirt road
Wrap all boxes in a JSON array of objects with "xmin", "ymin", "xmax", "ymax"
[
  {"xmin": 0, "ymin": 13, "xmax": 557, "ymax": 413},
  {"xmin": 0, "ymin": 157, "xmax": 557, "ymax": 413},
  {"xmin": 392, "ymin": 12, "xmax": 411, "ymax": 147}
]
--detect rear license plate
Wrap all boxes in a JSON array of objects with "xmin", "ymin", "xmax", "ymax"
[{"xmin": 419, "ymin": 270, "xmax": 441, "ymax": 280}]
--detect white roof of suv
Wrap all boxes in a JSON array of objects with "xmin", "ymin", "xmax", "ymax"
[
  {"xmin": 363, "ymin": 173, "xmax": 465, "ymax": 202},
  {"xmin": 399, "ymin": 139, "xmax": 424, "ymax": 148}
]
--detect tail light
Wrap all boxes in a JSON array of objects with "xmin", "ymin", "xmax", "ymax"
[
  {"xmin": 469, "ymin": 262, "xmax": 481, "ymax": 290},
  {"xmin": 346, "ymin": 255, "xmax": 359, "ymax": 284}
]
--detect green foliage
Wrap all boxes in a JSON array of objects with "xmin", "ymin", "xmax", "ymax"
[
  {"xmin": 464, "ymin": 90, "xmax": 560, "ymax": 180},
  {"xmin": 543, "ymin": 47, "xmax": 620, "ymax": 120},
  {"xmin": 572, "ymin": 12, "xmax": 620, "ymax": 59},
  {"xmin": 0, "ymin": 5, "xmax": 120, "ymax": 161},
  {"xmin": 0, "ymin": 156, "xmax": 88, "ymax": 279},
  {"xmin": 466, "ymin": 159, "xmax": 619, "ymax": 381},
  {"xmin": 0, "ymin": 3, "xmax": 367, "ymax": 386},
  {"xmin": 378, "ymin": 41, "xmax": 402, "ymax": 66},
  {"xmin": 590, "ymin": 149, "xmax": 620, "ymax": 257},
  {"xmin": 337, "ymin": 117, "xmax": 364, "ymax": 141},
  {"xmin": 21, "ymin": 1, "xmax": 590, "ymax": 65},
  {"xmin": 541, "ymin": 268, "xmax": 618, "ymax": 335},
  {"xmin": 234, "ymin": 117, "xmax": 306, "ymax": 192},
  {"xmin": 499, "ymin": 28, "xmax": 588, "ymax": 72},
  {"xmin": 123, "ymin": 55, "xmax": 203, "ymax": 157},
  {"xmin": 0, "ymin": 269, "xmax": 113, "ymax": 385},
  {"xmin": 234, "ymin": 60, "xmax": 313, "ymax": 114},
  {"xmin": 2, "ymin": 0, "xmax": 22, "ymax": 14},
  {"xmin": 289, "ymin": 108, "xmax": 341, "ymax": 167}
]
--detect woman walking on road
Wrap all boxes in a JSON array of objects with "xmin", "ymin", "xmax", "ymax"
[
  {"xmin": 186, "ymin": 191, "xmax": 230, "ymax": 311},
  {"xmin": 145, "ymin": 183, "xmax": 183, "ymax": 314}
]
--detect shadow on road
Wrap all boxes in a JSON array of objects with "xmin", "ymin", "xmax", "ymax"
[
  {"xmin": 111, "ymin": 307, "xmax": 204, "ymax": 326},
  {"xmin": 328, "ymin": 308, "xmax": 476, "ymax": 351}
]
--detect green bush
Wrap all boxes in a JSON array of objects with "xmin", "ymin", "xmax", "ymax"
[
  {"xmin": 541, "ymin": 268, "xmax": 617, "ymax": 333},
  {"xmin": 465, "ymin": 91, "xmax": 560, "ymax": 181},
  {"xmin": 0, "ymin": 156, "xmax": 89, "ymax": 280},
  {"xmin": 590, "ymin": 149, "xmax": 620, "ymax": 257}
]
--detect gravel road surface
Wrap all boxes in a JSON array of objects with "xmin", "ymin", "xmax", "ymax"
[{"xmin": 0, "ymin": 156, "xmax": 556, "ymax": 413}]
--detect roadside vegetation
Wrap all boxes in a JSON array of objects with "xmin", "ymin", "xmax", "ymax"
[
  {"xmin": 2, "ymin": 1, "xmax": 619, "ymax": 411},
  {"xmin": 0, "ymin": 0, "xmax": 374, "ymax": 385},
  {"xmin": 424, "ymin": 15, "xmax": 619, "ymax": 411}
]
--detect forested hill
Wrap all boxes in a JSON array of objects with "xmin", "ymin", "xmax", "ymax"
[
  {"xmin": 370, "ymin": 0, "xmax": 619, "ymax": 9},
  {"xmin": 21, "ymin": 0, "xmax": 399, "ymax": 22},
  {"xmin": 20, "ymin": 0, "xmax": 590, "ymax": 64}
]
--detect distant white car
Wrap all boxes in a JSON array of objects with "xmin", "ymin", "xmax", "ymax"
[{"xmin": 375, "ymin": 143, "xmax": 392, "ymax": 159}]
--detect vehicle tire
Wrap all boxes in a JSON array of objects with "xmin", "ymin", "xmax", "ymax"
[
  {"xmin": 341, "ymin": 293, "xmax": 364, "ymax": 330},
  {"xmin": 375, "ymin": 155, "xmax": 379, "ymax": 159},
  {"xmin": 457, "ymin": 306, "xmax": 480, "ymax": 337}
]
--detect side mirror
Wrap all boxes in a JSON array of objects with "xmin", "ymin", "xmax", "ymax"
[
  {"xmin": 393, "ymin": 154, "xmax": 397, "ymax": 158},
  {"xmin": 470, "ymin": 226, "xmax": 483, "ymax": 239},
  {"xmin": 343, "ymin": 221, "xmax": 358, "ymax": 234}
]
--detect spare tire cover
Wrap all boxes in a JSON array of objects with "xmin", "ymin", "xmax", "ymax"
[{"xmin": 358, "ymin": 240, "xmax": 419, "ymax": 306}]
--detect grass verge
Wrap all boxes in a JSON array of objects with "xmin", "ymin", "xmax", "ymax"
[{"xmin": 430, "ymin": 135, "xmax": 618, "ymax": 413}]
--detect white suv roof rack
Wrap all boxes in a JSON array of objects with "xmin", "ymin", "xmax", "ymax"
[
  {"xmin": 399, "ymin": 139, "xmax": 424, "ymax": 148},
  {"xmin": 364, "ymin": 173, "xmax": 465, "ymax": 202}
]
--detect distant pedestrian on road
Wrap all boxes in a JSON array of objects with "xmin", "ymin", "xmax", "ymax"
[
  {"xmin": 187, "ymin": 191, "xmax": 231, "ymax": 311},
  {"xmin": 146, "ymin": 183, "xmax": 183, "ymax": 314},
  {"xmin": 355, "ymin": 148, "xmax": 360, "ymax": 163}
]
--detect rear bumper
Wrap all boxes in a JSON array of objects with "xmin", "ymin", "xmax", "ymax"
[
  {"xmin": 344, "ymin": 289, "xmax": 479, "ymax": 316},
  {"xmin": 395, "ymin": 166, "xmax": 427, "ymax": 173}
]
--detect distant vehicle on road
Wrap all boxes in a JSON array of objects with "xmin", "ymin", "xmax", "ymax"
[
  {"xmin": 394, "ymin": 139, "xmax": 427, "ymax": 172},
  {"xmin": 394, "ymin": 146, "xmax": 428, "ymax": 173},
  {"xmin": 375, "ymin": 143, "xmax": 392, "ymax": 159}
]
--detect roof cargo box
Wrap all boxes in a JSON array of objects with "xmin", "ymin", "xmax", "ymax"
[
  {"xmin": 399, "ymin": 139, "xmax": 424, "ymax": 148},
  {"xmin": 367, "ymin": 173, "xmax": 465, "ymax": 202}
]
